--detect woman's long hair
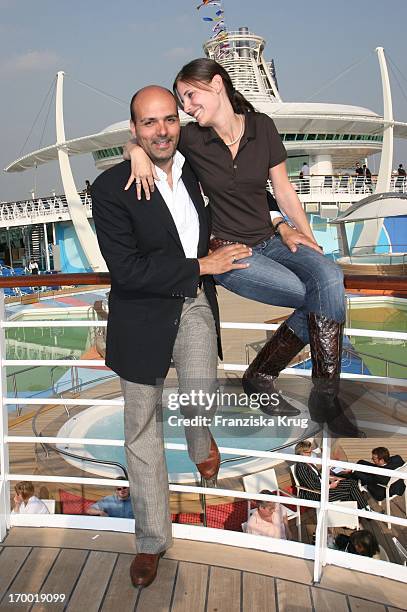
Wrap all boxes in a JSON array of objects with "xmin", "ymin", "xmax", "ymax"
[{"xmin": 173, "ymin": 58, "xmax": 255, "ymax": 114}]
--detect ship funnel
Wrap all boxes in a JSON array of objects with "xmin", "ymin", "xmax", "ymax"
[{"xmin": 237, "ymin": 27, "xmax": 250, "ymax": 58}]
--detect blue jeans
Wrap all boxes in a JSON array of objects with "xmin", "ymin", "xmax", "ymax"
[{"xmin": 214, "ymin": 236, "xmax": 345, "ymax": 345}]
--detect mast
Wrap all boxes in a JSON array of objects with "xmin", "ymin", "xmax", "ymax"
[
  {"xmin": 375, "ymin": 47, "xmax": 394, "ymax": 192},
  {"xmin": 353, "ymin": 47, "xmax": 394, "ymax": 254},
  {"xmin": 55, "ymin": 71, "xmax": 107, "ymax": 271}
]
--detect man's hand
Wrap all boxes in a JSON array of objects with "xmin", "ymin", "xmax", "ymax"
[
  {"xmin": 329, "ymin": 480, "xmax": 339, "ymax": 489},
  {"xmin": 199, "ymin": 244, "xmax": 252, "ymax": 275},
  {"xmin": 277, "ymin": 223, "xmax": 322, "ymax": 254},
  {"xmin": 124, "ymin": 143, "xmax": 158, "ymax": 201}
]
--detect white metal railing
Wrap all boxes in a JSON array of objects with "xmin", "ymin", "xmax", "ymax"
[
  {"xmin": 0, "ymin": 194, "xmax": 92, "ymax": 227},
  {"xmin": 275, "ymin": 175, "xmax": 406, "ymax": 200},
  {"xmin": 1, "ymin": 176, "xmax": 405, "ymax": 228},
  {"xmin": 0, "ymin": 294, "xmax": 407, "ymax": 583}
]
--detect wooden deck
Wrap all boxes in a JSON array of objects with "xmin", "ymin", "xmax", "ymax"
[{"xmin": 0, "ymin": 527, "xmax": 406, "ymax": 611}]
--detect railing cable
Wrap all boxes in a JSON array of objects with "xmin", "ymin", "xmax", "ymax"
[
  {"xmin": 303, "ymin": 53, "xmax": 372, "ymax": 103},
  {"xmin": 65, "ymin": 74, "xmax": 128, "ymax": 108},
  {"xmin": 16, "ymin": 76, "xmax": 57, "ymax": 159}
]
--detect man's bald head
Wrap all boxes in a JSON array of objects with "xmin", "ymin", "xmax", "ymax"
[
  {"xmin": 130, "ymin": 86, "xmax": 176, "ymax": 124},
  {"xmin": 129, "ymin": 85, "xmax": 180, "ymax": 170}
]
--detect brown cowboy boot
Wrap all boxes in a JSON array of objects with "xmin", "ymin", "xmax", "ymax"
[
  {"xmin": 308, "ymin": 313, "xmax": 365, "ymax": 438},
  {"xmin": 242, "ymin": 322, "xmax": 305, "ymax": 416}
]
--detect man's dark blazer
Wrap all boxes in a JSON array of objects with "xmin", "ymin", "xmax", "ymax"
[
  {"xmin": 91, "ymin": 159, "xmax": 222, "ymax": 384},
  {"xmin": 354, "ymin": 455, "xmax": 406, "ymax": 501}
]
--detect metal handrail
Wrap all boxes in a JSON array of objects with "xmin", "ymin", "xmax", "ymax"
[
  {"xmin": 0, "ymin": 272, "xmax": 405, "ymax": 293},
  {"xmin": 31, "ymin": 373, "xmax": 128, "ymax": 478},
  {"xmin": 343, "ymin": 345, "xmax": 407, "ymax": 370},
  {"xmin": 0, "ymin": 176, "xmax": 405, "ymax": 226}
]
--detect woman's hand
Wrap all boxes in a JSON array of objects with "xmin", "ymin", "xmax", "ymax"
[
  {"xmin": 277, "ymin": 223, "xmax": 322, "ymax": 254},
  {"xmin": 13, "ymin": 494, "xmax": 22, "ymax": 508},
  {"xmin": 124, "ymin": 143, "xmax": 158, "ymax": 200}
]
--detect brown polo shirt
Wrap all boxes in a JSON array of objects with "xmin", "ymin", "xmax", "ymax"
[{"xmin": 178, "ymin": 112, "xmax": 287, "ymax": 246}]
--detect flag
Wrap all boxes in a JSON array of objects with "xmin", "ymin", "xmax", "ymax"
[
  {"xmin": 196, "ymin": 1, "xmax": 221, "ymax": 9},
  {"xmin": 212, "ymin": 20, "xmax": 225, "ymax": 34}
]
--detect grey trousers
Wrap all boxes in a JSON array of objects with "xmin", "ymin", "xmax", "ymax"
[{"xmin": 121, "ymin": 291, "xmax": 218, "ymax": 553}]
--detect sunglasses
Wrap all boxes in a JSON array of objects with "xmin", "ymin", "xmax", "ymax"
[{"xmin": 116, "ymin": 487, "xmax": 128, "ymax": 491}]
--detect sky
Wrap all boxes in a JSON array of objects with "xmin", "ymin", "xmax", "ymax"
[{"xmin": 0, "ymin": 0, "xmax": 407, "ymax": 201}]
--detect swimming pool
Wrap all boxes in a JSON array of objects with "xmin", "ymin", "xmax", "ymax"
[
  {"xmin": 57, "ymin": 387, "xmax": 315, "ymax": 482},
  {"xmin": 6, "ymin": 307, "xmax": 93, "ymax": 402}
]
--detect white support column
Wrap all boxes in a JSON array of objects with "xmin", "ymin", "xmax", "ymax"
[
  {"xmin": 43, "ymin": 223, "xmax": 50, "ymax": 271},
  {"xmin": 354, "ymin": 47, "xmax": 394, "ymax": 253},
  {"xmin": 309, "ymin": 155, "xmax": 333, "ymax": 176},
  {"xmin": 313, "ymin": 430, "xmax": 331, "ymax": 583},
  {"xmin": 375, "ymin": 47, "xmax": 394, "ymax": 193},
  {"xmin": 0, "ymin": 290, "xmax": 10, "ymax": 541},
  {"xmin": 55, "ymin": 72, "xmax": 107, "ymax": 272}
]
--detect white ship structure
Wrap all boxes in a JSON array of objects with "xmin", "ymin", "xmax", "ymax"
[{"xmin": 2, "ymin": 27, "xmax": 407, "ymax": 273}]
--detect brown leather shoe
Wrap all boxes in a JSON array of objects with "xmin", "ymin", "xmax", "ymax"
[
  {"xmin": 196, "ymin": 433, "xmax": 220, "ymax": 486},
  {"xmin": 129, "ymin": 552, "xmax": 164, "ymax": 588}
]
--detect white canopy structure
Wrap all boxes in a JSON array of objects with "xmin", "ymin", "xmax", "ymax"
[
  {"xmin": 331, "ymin": 192, "xmax": 407, "ymax": 224},
  {"xmin": 5, "ymin": 106, "xmax": 407, "ymax": 174}
]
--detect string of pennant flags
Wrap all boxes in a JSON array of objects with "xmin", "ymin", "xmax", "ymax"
[{"xmin": 196, "ymin": 0, "xmax": 227, "ymax": 40}]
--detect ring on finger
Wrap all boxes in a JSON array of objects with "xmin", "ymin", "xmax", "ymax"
[{"xmin": 135, "ymin": 178, "xmax": 141, "ymax": 185}]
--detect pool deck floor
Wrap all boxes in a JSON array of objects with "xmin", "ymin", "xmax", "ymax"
[{"xmin": 0, "ymin": 527, "xmax": 406, "ymax": 611}]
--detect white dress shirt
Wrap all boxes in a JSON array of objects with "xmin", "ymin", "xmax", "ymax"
[
  {"xmin": 154, "ymin": 152, "xmax": 200, "ymax": 258},
  {"xmin": 12, "ymin": 495, "xmax": 49, "ymax": 514}
]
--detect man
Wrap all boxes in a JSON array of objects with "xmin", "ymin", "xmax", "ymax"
[
  {"xmin": 86, "ymin": 481, "xmax": 134, "ymax": 518},
  {"xmin": 348, "ymin": 447, "xmax": 405, "ymax": 502},
  {"xmin": 355, "ymin": 161, "xmax": 364, "ymax": 192},
  {"xmin": 300, "ymin": 160, "xmax": 310, "ymax": 194},
  {"xmin": 91, "ymin": 85, "xmax": 251, "ymax": 589},
  {"xmin": 396, "ymin": 163, "xmax": 406, "ymax": 191},
  {"xmin": 246, "ymin": 490, "xmax": 291, "ymax": 539},
  {"xmin": 362, "ymin": 163, "xmax": 372, "ymax": 192}
]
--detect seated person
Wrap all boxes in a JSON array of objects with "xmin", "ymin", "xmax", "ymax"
[
  {"xmin": 294, "ymin": 440, "xmax": 369, "ymax": 509},
  {"xmin": 335, "ymin": 530, "xmax": 382, "ymax": 560},
  {"xmin": 86, "ymin": 479, "xmax": 134, "ymax": 518},
  {"xmin": 11, "ymin": 481, "xmax": 49, "ymax": 514},
  {"xmin": 346, "ymin": 447, "xmax": 405, "ymax": 501},
  {"xmin": 246, "ymin": 490, "xmax": 291, "ymax": 539}
]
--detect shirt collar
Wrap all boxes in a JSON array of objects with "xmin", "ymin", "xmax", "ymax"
[
  {"xmin": 154, "ymin": 150, "xmax": 185, "ymax": 182},
  {"xmin": 202, "ymin": 111, "xmax": 256, "ymax": 144}
]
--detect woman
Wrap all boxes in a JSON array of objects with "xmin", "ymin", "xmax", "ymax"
[
  {"xmin": 294, "ymin": 441, "xmax": 369, "ymax": 510},
  {"xmin": 125, "ymin": 58, "xmax": 346, "ymax": 424},
  {"xmin": 11, "ymin": 481, "xmax": 49, "ymax": 515},
  {"xmin": 246, "ymin": 490, "xmax": 291, "ymax": 540}
]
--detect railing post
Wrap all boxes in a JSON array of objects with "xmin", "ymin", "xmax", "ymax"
[
  {"xmin": 0, "ymin": 289, "xmax": 10, "ymax": 541},
  {"xmin": 313, "ymin": 429, "xmax": 331, "ymax": 583}
]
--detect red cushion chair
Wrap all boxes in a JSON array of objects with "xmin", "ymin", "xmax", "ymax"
[
  {"xmin": 206, "ymin": 500, "xmax": 247, "ymax": 530},
  {"xmin": 59, "ymin": 489, "xmax": 96, "ymax": 515},
  {"xmin": 177, "ymin": 512, "xmax": 202, "ymax": 525}
]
